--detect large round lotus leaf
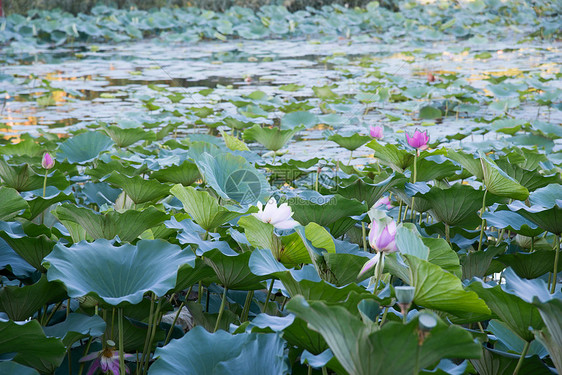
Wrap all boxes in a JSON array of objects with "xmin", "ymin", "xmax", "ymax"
[
  {"xmin": 43, "ymin": 239, "xmax": 195, "ymax": 306},
  {"xmin": 482, "ymin": 210, "xmax": 544, "ymax": 237},
  {"xmin": 408, "ymin": 183, "xmax": 487, "ymax": 228},
  {"xmin": 447, "ymin": 149, "xmax": 483, "ymax": 180},
  {"xmin": 0, "ymin": 319, "xmax": 66, "ymax": 374},
  {"xmin": 281, "ymin": 111, "xmax": 318, "ymax": 129},
  {"xmin": 495, "ymin": 160, "xmax": 561, "ymax": 192},
  {"xmin": 328, "ymin": 133, "xmax": 371, "ymax": 151},
  {"xmin": 366, "ymin": 140, "xmax": 414, "ymax": 172},
  {"xmin": 149, "ymin": 326, "xmax": 289, "ymax": 375},
  {"xmin": 508, "ymin": 201, "xmax": 562, "ymax": 235},
  {"xmin": 0, "ymin": 187, "xmax": 28, "ymax": 221},
  {"xmin": 203, "ymin": 248, "xmax": 266, "ymax": 290},
  {"xmin": 481, "ymin": 153, "xmax": 529, "ymax": 201},
  {"xmin": 244, "ymin": 124, "xmax": 303, "ymax": 151},
  {"xmin": 331, "ymin": 173, "xmax": 404, "ymax": 208},
  {"xmin": 56, "ymin": 131, "xmax": 114, "ymax": 164}
]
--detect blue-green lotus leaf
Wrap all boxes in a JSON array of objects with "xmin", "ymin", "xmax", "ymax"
[
  {"xmin": 481, "ymin": 153, "xmax": 529, "ymax": 200},
  {"xmin": 328, "ymin": 133, "xmax": 371, "ymax": 151},
  {"xmin": 43, "ymin": 239, "xmax": 195, "ymax": 306},
  {"xmin": 0, "ymin": 187, "xmax": 28, "ymax": 220},
  {"xmin": 0, "ymin": 221, "xmax": 56, "ymax": 271},
  {"xmin": 105, "ymin": 171, "xmax": 171, "ymax": 204},
  {"xmin": 482, "ymin": 210, "xmax": 544, "ymax": 237},
  {"xmin": 0, "ymin": 238, "xmax": 35, "ymax": 278},
  {"xmin": 149, "ymin": 326, "xmax": 289, "ymax": 375},
  {"xmin": 57, "ymin": 131, "xmax": 114, "ymax": 164},
  {"xmin": 0, "ymin": 362, "xmax": 40, "ymax": 375},
  {"xmin": 281, "ymin": 111, "xmax": 318, "ymax": 129},
  {"xmin": 43, "ymin": 313, "xmax": 106, "ymax": 347},
  {"xmin": 507, "ymin": 201, "xmax": 562, "ymax": 235},
  {"xmin": 0, "ymin": 319, "xmax": 66, "ymax": 374},
  {"xmin": 195, "ymin": 151, "xmax": 270, "ymax": 205}
]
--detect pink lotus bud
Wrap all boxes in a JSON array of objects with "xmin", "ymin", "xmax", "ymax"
[
  {"xmin": 42, "ymin": 153, "xmax": 55, "ymax": 169},
  {"xmin": 405, "ymin": 129, "xmax": 429, "ymax": 150},
  {"xmin": 369, "ymin": 125, "xmax": 384, "ymax": 139},
  {"xmin": 368, "ymin": 219, "xmax": 397, "ymax": 253}
]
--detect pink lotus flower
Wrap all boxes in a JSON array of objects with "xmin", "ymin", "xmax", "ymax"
[
  {"xmin": 374, "ymin": 196, "xmax": 392, "ymax": 210},
  {"xmin": 42, "ymin": 153, "xmax": 55, "ymax": 169},
  {"xmin": 368, "ymin": 219, "xmax": 397, "ymax": 253},
  {"xmin": 80, "ymin": 346, "xmax": 134, "ymax": 375},
  {"xmin": 252, "ymin": 198, "xmax": 300, "ymax": 230},
  {"xmin": 405, "ymin": 129, "xmax": 429, "ymax": 150},
  {"xmin": 369, "ymin": 125, "xmax": 384, "ymax": 139}
]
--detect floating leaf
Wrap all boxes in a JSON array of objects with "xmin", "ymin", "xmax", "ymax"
[{"xmin": 56, "ymin": 131, "xmax": 114, "ymax": 164}]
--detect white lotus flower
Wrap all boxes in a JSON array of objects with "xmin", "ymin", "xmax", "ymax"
[{"xmin": 252, "ymin": 198, "xmax": 300, "ymax": 230}]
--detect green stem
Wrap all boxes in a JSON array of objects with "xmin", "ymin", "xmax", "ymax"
[
  {"xmin": 43, "ymin": 301, "xmax": 63, "ymax": 326},
  {"xmin": 402, "ymin": 205, "xmax": 409, "ymax": 222},
  {"xmin": 551, "ymin": 235, "xmax": 560, "ymax": 294},
  {"xmin": 398, "ymin": 201, "xmax": 403, "ymax": 224},
  {"xmin": 118, "ymin": 308, "xmax": 126, "ymax": 375},
  {"xmin": 410, "ymin": 152, "xmax": 418, "ymax": 220},
  {"xmin": 272, "ymin": 153, "xmax": 276, "ymax": 164},
  {"xmin": 241, "ymin": 290, "xmax": 254, "ymax": 322},
  {"xmin": 348, "ymin": 150, "xmax": 353, "ymax": 165},
  {"xmin": 362, "ymin": 222, "xmax": 368, "ymax": 253},
  {"xmin": 308, "ymin": 365, "xmax": 312, "ymax": 375},
  {"xmin": 379, "ymin": 306, "xmax": 389, "ymax": 327},
  {"xmin": 143, "ymin": 298, "xmax": 163, "ymax": 374},
  {"xmin": 322, "ymin": 366, "xmax": 328, "ymax": 375},
  {"xmin": 263, "ymin": 280, "xmax": 275, "ymax": 313},
  {"xmin": 77, "ymin": 337, "xmax": 93, "ymax": 375},
  {"xmin": 315, "ymin": 169, "xmax": 320, "ymax": 192},
  {"xmin": 140, "ymin": 293, "xmax": 155, "ymax": 370},
  {"xmin": 477, "ymin": 189, "xmax": 488, "ymax": 252},
  {"xmin": 214, "ymin": 286, "xmax": 229, "ymax": 333},
  {"xmin": 164, "ymin": 301, "xmax": 185, "ymax": 345},
  {"xmin": 373, "ymin": 253, "xmax": 385, "ymax": 296},
  {"xmin": 513, "ymin": 340, "xmax": 530, "ymax": 375},
  {"xmin": 445, "ymin": 223, "xmax": 450, "ymax": 245},
  {"xmin": 41, "ymin": 169, "xmax": 48, "ymax": 224}
]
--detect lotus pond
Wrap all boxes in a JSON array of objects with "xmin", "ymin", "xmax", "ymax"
[{"xmin": 1, "ymin": 1, "xmax": 562, "ymax": 374}]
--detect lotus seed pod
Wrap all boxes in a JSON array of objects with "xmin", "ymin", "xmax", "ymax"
[{"xmin": 395, "ymin": 286, "xmax": 415, "ymax": 304}]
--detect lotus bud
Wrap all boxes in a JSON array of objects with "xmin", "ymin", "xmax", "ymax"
[
  {"xmin": 42, "ymin": 152, "xmax": 55, "ymax": 169},
  {"xmin": 405, "ymin": 129, "xmax": 430, "ymax": 150},
  {"xmin": 369, "ymin": 125, "xmax": 384, "ymax": 139},
  {"xmin": 368, "ymin": 218, "xmax": 397, "ymax": 253}
]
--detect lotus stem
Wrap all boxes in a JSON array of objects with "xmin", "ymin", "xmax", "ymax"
[
  {"xmin": 362, "ymin": 222, "xmax": 368, "ymax": 253},
  {"xmin": 551, "ymin": 235, "xmax": 560, "ymax": 294},
  {"xmin": 410, "ymin": 151, "xmax": 418, "ymax": 221},
  {"xmin": 241, "ymin": 290, "xmax": 254, "ymax": 322},
  {"xmin": 348, "ymin": 151, "xmax": 353, "ymax": 165},
  {"xmin": 402, "ymin": 206, "xmax": 409, "ymax": 222},
  {"xmin": 140, "ymin": 293, "xmax": 155, "ymax": 370},
  {"xmin": 445, "ymin": 223, "xmax": 451, "ymax": 245},
  {"xmin": 143, "ymin": 298, "xmax": 164, "ymax": 374},
  {"xmin": 413, "ymin": 341, "xmax": 421, "ymax": 375},
  {"xmin": 214, "ymin": 286, "xmax": 229, "ymax": 332},
  {"xmin": 118, "ymin": 308, "xmax": 126, "ymax": 375},
  {"xmin": 398, "ymin": 201, "xmax": 403, "ymax": 223},
  {"xmin": 513, "ymin": 340, "xmax": 530, "ymax": 375},
  {"xmin": 44, "ymin": 301, "xmax": 63, "ymax": 326},
  {"xmin": 164, "ymin": 301, "xmax": 185, "ymax": 345},
  {"xmin": 263, "ymin": 280, "xmax": 275, "ymax": 313},
  {"xmin": 272, "ymin": 153, "xmax": 276, "ymax": 164},
  {"xmin": 322, "ymin": 367, "xmax": 328, "ymax": 375},
  {"xmin": 77, "ymin": 336, "xmax": 93, "ymax": 375},
  {"xmin": 373, "ymin": 253, "xmax": 385, "ymax": 296},
  {"xmin": 315, "ymin": 168, "xmax": 320, "ymax": 192},
  {"xmin": 308, "ymin": 365, "xmax": 312, "ymax": 375},
  {"xmin": 477, "ymin": 189, "xmax": 488, "ymax": 252},
  {"xmin": 41, "ymin": 169, "xmax": 48, "ymax": 224},
  {"xmin": 379, "ymin": 306, "xmax": 389, "ymax": 327}
]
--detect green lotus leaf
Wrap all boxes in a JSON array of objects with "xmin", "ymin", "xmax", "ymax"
[
  {"xmin": 0, "ymin": 362, "xmax": 40, "ymax": 375},
  {"xmin": 481, "ymin": 153, "xmax": 529, "ymax": 200},
  {"xmin": 471, "ymin": 347, "xmax": 553, "ymax": 375},
  {"xmin": 488, "ymin": 319, "xmax": 547, "ymax": 358},
  {"xmin": 0, "ymin": 160, "xmax": 69, "ymax": 192},
  {"xmin": 507, "ymin": 201, "xmax": 562, "ymax": 235},
  {"xmin": 0, "ymin": 237, "xmax": 35, "ymax": 278},
  {"xmin": 287, "ymin": 194, "xmax": 366, "ymax": 238},
  {"xmin": 0, "ymin": 221, "xmax": 56, "ymax": 271},
  {"xmin": 85, "ymin": 159, "xmax": 147, "ymax": 180},
  {"xmin": 423, "ymin": 237, "xmax": 462, "ymax": 278},
  {"xmin": 280, "ymin": 111, "xmax": 317, "ymax": 129},
  {"xmin": 105, "ymin": 171, "xmax": 171, "ymax": 204},
  {"xmin": 194, "ymin": 151, "xmax": 269, "ymax": 205},
  {"xmin": 495, "ymin": 160, "xmax": 561, "ymax": 192},
  {"xmin": 43, "ymin": 313, "xmax": 106, "ymax": 347},
  {"xmin": 404, "ymin": 255, "xmax": 491, "ymax": 321},
  {"xmin": 23, "ymin": 190, "xmax": 74, "ymax": 220},
  {"xmin": 174, "ymin": 257, "xmax": 217, "ymax": 292},
  {"xmin": 287, "ymin": 296, "xmax": 481, "ymax": 375},
  {"xmin": 103, "ymin": 124, "xmax": 156, "ymax": 147},
  {"xmin": 0, "ymin": 275, "xmax": 67, "ymax": 321},
  {"xmin": 408, "ymin": 183, "xmax": 486, "ymax": 228},
  {"xmin": 44, "ymin": 239, "xmax": 194, "ymax": 306},
  {"xmin": 366, "ymin": 140, "xmax": 414, "ymax": 172},
  {"xmin": 328, "ymin": 133, "xmax": 371, "ymax": 151},
  {"xmin": 323, "ymin": 253, "xmax": 371, "ymax": 286},
  {"xmin": 482, "ymin": 210, "xmax": 544, "ymax": 237},
  {"xmin": 56, "ymin": 131, "xmax": 114, "ymax": 164},
  {"xmin": 203, "ymin": 249, "xmax": 266, "ymax": 290},
  {"xmin": 467, "ymin": 278, "xmax": 544, "ymax": 342},
  {"xmin": 0, "ymin": 319, "xmax": 66, "ymax": 374},
  {"xmin": 530, "ymin": 183, "xmax": 562, "ymax": 208},
  {"xmin": 53, "ymin": 204, "xmax": 167, "ymax": 242},
  {"xmin": 447, "ymin": 149, "xmax": 483, "ymax": 180},
  {"xmin": 244, "ymin": 124, "xmax": 304, "ymax": 151},
  {"xmin": 332, "ymin": 173, "xmax": 404, "ymax": 208},
  {"xmin": 242, "ymin": 313, "xmax": 327, "ymax": 355},
  {"xmin": 262, "ymin": 158, "xmax": 320, "ymax": 184},
  {"xmin": 149, "ymin": 327, "xmax": 289, "ymax": 375},
  {"xmin": 414, "ymin": 154, "xmax": 461, "ymax": 181},
  {"xmin": 461, "ymin": 246, "xmax": 504, "ymax": 280},
  {"xmin": 171, "ymin": 185, "xmax": 250, "ymax": 232},
  {"xmin": 151, "ymin": 160, "xmax": 200, "ymax": 186},
  {"xmin": 220, "ymin": 130, "xmax": 250, "ymax": 151},
  {"xmin": 396, "ymin": 223, "xmax": 429, "ymax": 261},
  {"xmin": 0, "ymin": 187, "xmax": 28, "ymax": 220},
  {"xmin": 419, "ymin": 105, "xmax": 442, "ymax": 119},
  {"xmin": 533, "ymin": 298, "xmax": 562, "ymax": 374},
  {"xmin": 238, "ymin": 215, "xmax": 282, "ymax": 256}
]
